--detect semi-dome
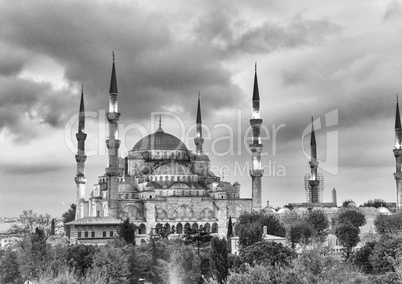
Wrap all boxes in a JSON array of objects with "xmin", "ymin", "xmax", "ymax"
[{"xmin": 133, "ymin": 128, "xmax": 188, "ymax": 151}]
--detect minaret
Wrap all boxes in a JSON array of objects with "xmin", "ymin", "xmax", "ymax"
[
  {"xmin": 308, "ymin": 117, "xmax": 320, "ymax": 203},
  {"xmin": 195, "ymin": 92, "xmax": 204, "ymax": 154},
  {"xmin": 75, "ymin": 84, "xmax": 87, "ymax": 219},
  {"xmin": 193, "ymin": 92, "xmax": 210, "ymax": 180},
  {"xmin": 249, "ymin": 63, "xmax": 263, "ymax": 211},
  {"xmin": 332, "ymin": 188, "xmax": 337, "ymax": 206},
  {"xmin": 105, "ymin": 52, "xmax": 122, "ymax": 218},
  {"xmin": 394, "ymin": 96, "xmax": 402, "ymax": 210}
]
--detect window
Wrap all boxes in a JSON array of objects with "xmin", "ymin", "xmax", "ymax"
[
  {"xmin": 91, "ymin": 231, "xmax": 95, "ymax": 238},
  {"xmin": 103, "ymin": 231, "xmax": 106, "ymax": 238},
  {"xmin": 96, "ymin": 211, "xmax": 100, "ymax": 217},
  {"xmin": 110, "ymin": 231, "xmax": 114, "ymax": 237},
  {"xmin": 78, "ymin": 232, "xmax": 81, "ymax": 238},
  {"xmin": 84, "ymin": 231, "xmax": 88, "ymax": 238}
]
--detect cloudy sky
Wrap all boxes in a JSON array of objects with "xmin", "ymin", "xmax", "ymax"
[{"xmin": 0, "ymin": 0, "xmax": 401, "ymax": 217}]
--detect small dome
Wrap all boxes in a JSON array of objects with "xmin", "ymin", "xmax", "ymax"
[
  {"xmin": 277, "ymin": 207, "xmax": 291, "ymax": 214},
  {"xmin": 347, "ymin": 202, "xmax": 357, "ymax": 208},
  {"xmin": 133, "ymin": 130, "xmax": 187, "ymax": 151},
  {"xmin": 377, "ymin": 207, "xmax": 390, "ymax": 214},
  {"xmin": 262, "ymin": 207, "xmax": 276, "ymax": 214},
  {"xmin": 216, "ymin": 181, "xmax": 236, "ymax": 192}
]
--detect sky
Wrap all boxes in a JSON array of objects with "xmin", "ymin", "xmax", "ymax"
[{"xmin": 0, "ymin": 0, "xmax": 401, "ymax": 217}]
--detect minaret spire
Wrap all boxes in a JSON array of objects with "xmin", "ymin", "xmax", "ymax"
[
  {"xmin": 194, "ymin": 92, "xmax": 204, "ymax": 153},
  {"xmin": 249, "ymin": 64, "xmax": 263, "ymax": 211},
  {"xmin": 105, "ymin": 53, "xmax": 122, "ymax": 218},
  {"xmin": 307, "ymin": 116, "xmax": 322, "ymax": 203},
  {"xmin": 394, "ymin": 95, "xmax": 402, "ymax": 210},
  {"xmin": 75, "ymin": 84, "xmax": 87, "ymax": 219}
]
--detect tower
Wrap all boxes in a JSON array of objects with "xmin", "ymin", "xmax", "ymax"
[
  {"xmin": 394, "ymin": 96, "xmax": 402, "ymax": 210},
  {"xmin": 249, "ymin": 63, "xmax": 263, "ymax": 211},
  {"xmin": 193, "ymin": 93, "xmax": 210, "ymax": 180},
  {"xmin": 75, "ymin": 84, "xmax": 87, "ymax": 219},
  {"xmin": 332, "ymin": 188, "xmax": 337, "ymax": 206},
  {"xmin": 307, "ymin": 117, "xmax": 322, "ymax": 203},
  {"xmin": 105, "ymin": 53, "xmax": 123, "ymax": 218}
]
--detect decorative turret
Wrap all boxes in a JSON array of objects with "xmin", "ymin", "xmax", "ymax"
[
  {"xmin": 249, "ymin": 63, "xmax": 263, "ymax": 211},
  {"xmin": 394, "ymin": 96, "xmax": 402, "ymax": 210},
  {"xmin": 308, "ymin": 117, "xmax": 320, "ymax": 203},
  {"xmin": 75, "ymin": 84, "xmax": 87, "ymax": 219},
  {"xmin": 105, "ymin": 52, "xmax": 122, "ymax": 218}
]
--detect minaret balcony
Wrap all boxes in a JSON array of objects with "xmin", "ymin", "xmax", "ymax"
[
  {"xmin": 394, "ymin": 172, "xmax": 402, "ymax": 180},
  {"xmin": 309, "ymin": 160, "xmax": 319, "ymax": 168},
  {"xmin": 309, "ymin": 180, "xmax": 320, "ymax": 187},
  {"xmin": 394, "ymin": 148, "xmax": 402, "ymax": 157},
  {"xmin": 75, "ymin": 176, "xmax": 87, "ymax": 184},
  {"xmin": 75, "ymin": 155, "xmax": 87, "ymax": 163},
  {"xmin": 106, "ymin": 112, "xmax": 121, "ymax": 122},
  {"xmin": 250, "ymin": 118, "xmax": 263, "ymax": 127},
  {"xmin": 106, "ymin": 139, "xmax": 121, "ymax": 149},
  {"xmin": 249, "ymin": 143, "xmax": 263, "ymax": 152},
  {"xmin": 76, "ymin": 132, "xmax": 87, "ymax": 141},
  {"xmin": 250, "ymin": 169, "xmax": 263, "ymax": 177}
]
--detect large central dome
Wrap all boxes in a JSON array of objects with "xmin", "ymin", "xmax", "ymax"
[{"xmin": 132, "ymin": 127, "xmax": 188, "ymax": 151}]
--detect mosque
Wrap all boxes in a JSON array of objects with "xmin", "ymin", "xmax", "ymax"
[{"xmin": 66, "ymin": 58, "xmax": 264, "ymax": 244}]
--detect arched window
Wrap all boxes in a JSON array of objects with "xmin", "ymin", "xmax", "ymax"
[
  {"xmin": 184, "ymin": 223, "xmax": 191, "ymax": 233},
  {"xmin": 164, "ymin": 223, "xmax": 170, "ymax": 234},
  {"xmin": 192, "ymin": 223, "xmax": 198, "ymax": 230},
  {"xmin": 212, "ymin": 223, "xmax": 218, "ymax": 233},
  {"xmin": 176, "ymin": 223, "xmax": 183, "ymax": 234},
  {"xmin": 171, "ymin": 225, "xmax": 176, "ymax": 234},
  {"xmin": 139, "ymin": 224, "xmax": 146, "ymax": 234},
  {"xmin": 155, "ymin": 223, "xmax": 162, "ymax": 234},
  {"xmin": 205, "ymin": 223, "xmax": 211, "ymax": 233}
]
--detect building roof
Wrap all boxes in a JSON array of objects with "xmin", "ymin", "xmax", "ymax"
[
  {"xmin": 66, "ymin": 217, "xmax": 121, "ymax": 226},
  {"xmin": 132, "ymin": 130, "xmax": 188, "ymax": 151}
]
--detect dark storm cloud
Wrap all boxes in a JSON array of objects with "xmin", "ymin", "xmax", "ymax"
[
  {"xmin": 194, "ymin": 12, "xmax": 340, "ymax": 55},
  {"xmin": 0, "ymin": 0, "xmax": 342, "ymax": 141}
]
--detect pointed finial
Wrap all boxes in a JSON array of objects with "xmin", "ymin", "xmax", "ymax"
[
  {"xmin": 198, "ymin": 91, "xmax": 200, "ymax": 100},
  {"xmin": 398, "ymin": 94, "xmax": 399, "ymax": 104},
  {"xmin": 255, "ymin": 62, "xmax": 257, "ymax": 73},
  {"xmin": 112, "ymin": 51, "xmax": 115, "ymax": 62},
  {"xmin": 159, "ymin": 115, "xmax": 162, "ymax": 128}
]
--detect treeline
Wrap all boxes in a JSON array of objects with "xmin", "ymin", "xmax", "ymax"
[{"xmin": 2, "ymin": 208, "xmax": 402, "ymax": 283}]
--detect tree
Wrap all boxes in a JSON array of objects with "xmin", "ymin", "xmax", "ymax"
[
  {"xmin": 370, "ymin": 235, "xmax": 402, "ymax": 274},
  {"xmin": 335, "ymin": 222, "xmax": 360, "ymax": 259},
  {"xmin": 117, "ymin": 218, "xmax": 136, "ymax": 245},
  {"xmin": 238, "ymin": 241, "xmax": 296, "ymax": 268},
  {"xmin": 183, "ymin": 227, "xmax": 212, "ymax": 257},
  {"xmin": 10, "ymin": 210, "xmax": 53, "ymax": 237},
  {"xmin": 361, "ymin": 199, "xmax": 388, "ymax": 209},
  {"xmin": 227, "ymin": 216, "xmax": 233, "ymax": 240},
  {"xmin": 209, "ymin": 237, "xmax": 229, "ymax": 284},
  {"xmin": 374, "ymin": 212, "xmax": 402, "ymax": 235},
  {"xmin": 337, "ymin": 209, "xmax": 366, "ymax": 228},
  {"xmin": 306, "ymin": 210, "xmax": 329, "ymax": 242},
  {"xmin": 65, "ymin": 244, "xmax": 98, "ymax": 278},
  {"xmin": 89, "ymin": 246, "xmax": 129, "ymax": 284},
  {"xmin": 50, "ymin": 218, "xmax": 56, "ymax": 235},
  {"xmin": 353, "ymin": 241, "xmax": 376, "ymax": 274},
  {"xmin": 288, "ymin": 221, "xmax": 313, "ymax": 248},
  {"xmin": 62, "ymin": 204, "xmax": 76, "ymax": 238},
  {"xmin": 166, "ymin": 245, "xmax": 201, "ymax": 284},
  {"xmin": 235, "ymin": 212, "xmax": 286, "ymax": 249},
  {"xmin": 0, "ymin": 248, "xmax": 23, "ymax": 284}
]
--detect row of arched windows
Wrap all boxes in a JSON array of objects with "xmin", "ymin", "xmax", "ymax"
[
  {"xmin": 149, "ymin": 175, "xmax": 197, "ymax": 182},
  {"xmin": 154, "ymin": 222, "xmax": 218, "ymax": 235},
  {"xmin": 149, "ymin": 151, "xmax": 188, "ymax": 160}
]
